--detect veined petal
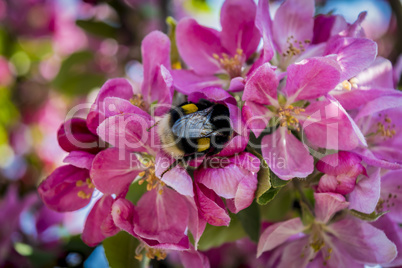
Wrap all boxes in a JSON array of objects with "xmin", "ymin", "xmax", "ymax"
[
  {"xmin": 316, "ymin": 151, "xmax": 363, "ymax": 176},
  {"xmin": 97, "ymin": 114, "xmax": 158, "ymax": 153},
  {"xmin": 63, "ymin": 151, "xmax": 95, "ymax": 170},
  {"xmin": 300, "ymin": 99, "xmax": 363, "ymax": 151},
  {"xmin": 328, "ymin": 218, "xmax": 397, "ymax": 264},
  {"xmin": 312, "ymin": 14, "xmax": 348, "ymax": 44},
  {"xmin": 255, "ymin": 0, "xmax": 274, "ymax": 63},
  {"xmin": 90, "ymin": 148, "xmax": 144, "ymax": 195},
  {"xmin": 185, "ymin": 196, "xmax": 207, "ymax": 248},
  {"xmin": 82, "ymin": 195, "xmax": 118, "ymax": 246},
  {"xmin": 111, "ymin": 198, "xmax": 137, "ymax": 237},
  {"xmin": 134, "ymin": 188, "xmax": 189, "ymax": 244},
  {"xmin": 272, "ymin": 0, "xmax": 314, "ymax": 54},
  {"xmin": 284, "ymin": 56, "xmax": 341, "ymax": 103},
  {"xmin": 160, "ymin": 166, "xmax": 194, "ymax": 197},
  {"xmin": 242, "ymin": 101, "xmax": 272, "ymax": 138},
  {"xmin": 355, "ymin": 57, "xmax": 394, "ymax": 89},
  {"xmin": 103, "ymin": 97, "xmax": 151, "ymax": 120},
  {"xmin": 38, "ymin": 165, "xmax": 93, "ymax": 212},
  {"xmin": 194, "ymin": 182, "xmax": 230, "ymax": 227},
  {"xmin": 171, "ymin": 69, "xmax": 224, "ymax": 95},
  {"xmin": 179, "ymin": 247, "xmax": 210, "ymax": 268},
  {"xmin": 257, "ymin": 217, "xmax": 305, "ymax": 257},
  {"xmin": 243, "ymin": 63, "xmax": 279, "ymax": 105},
  {"xmin": 141, "ymin": 31, "xmax": 171, "ymax": 111},
  {"xmin": 176, "ymin": 18, "xmax": 224, "ymax": 75},
  {"xmin": 314, "ymin": 192, "xmax": 349, "ymax": 224},
  {"xmin": 348, "ymin": 167, "xmax": 381, "ymax": 214},
  {"xmin": 87, "ymin": 78, "xmax": 134, "ymax": 134},
  {"xmin": 325, "ymin": 37, "xmax": 377, "ymax": 81},
  {"xmin": 226, "ymin": 174, "xmax": 258, "ymax": 213},
  {"xmin": 261, "ymin": 128, "xmax": 314, "ymax": 180},
  {"xmin": 277, "ymin": 237, "xmax": 315, "ymax": 268},
  {"xmin": 220, "ymin": 0, "xmax": 260, "ymax": 58}
]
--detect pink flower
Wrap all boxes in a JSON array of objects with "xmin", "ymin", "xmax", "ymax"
[
  {"xmin": 316, "ymin": 151, "xmax": 366, "ymax": 195},
  {"xmin": 242, "ymin": 56, "xmax": 365, "ymax": 180},
  {"xmin": 257, "ymin": 192, "xmax": 397, "ymax": 267},
  {"xmin": 174, "ymin": 0, "xmax": 260, "ymax": 93}
]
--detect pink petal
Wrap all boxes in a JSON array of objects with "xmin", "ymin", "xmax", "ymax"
[
  {"xmin": 134, "ymin": 188, "xmax": 189, "ymax": 244},
  {"xmin": 63, "ymin": 151, "xmax": 95, "ymax": 170},
  {"xmin": 226, "ymin": 173, "xmax": 258, "ymax": 213},
  {"xmin": 141, "ymin": 31, "xmax": 171, "ymax": 113},
  {"xmin": 87, "ymin": 78, "xmax": 134, "ymax": 133},
  {"xmin": 312, "ymin": 14, "xmax": 347, "ymax": 44},
  {"xmin": 194, "ymin": 182, "xmax": 230, "ymax": 227},
  {"xmin": 148, "ymin": 65, "xmax": 174, "ymax": 117},
  {"xmin": 372, "ymin": 215, "xmax": 402, "ymax": 267},
  {"xmin": 272, "ymin": 0, "xmax": 314, "ymax": 54},
  {"xmin": 97, "ymin": 114, "xmax": 158, "ymax": 153},
  {"xmin": 103, "ymin": 97, "xmax": 151, "ymax": 120},
  {"xmin": 176, "ymin": 18, "xmax": 224, "ymax": 75},
  {"xmin": 261, "ymin": 128, "xmax": 314, "ymax": 180},
  {"xmin": 220, "ymin": 0, "xmax": 260, "ymax": 58},
  {"xmin": 317, "ymin": 174, "xmax": 357, "ymax": 196},
  {"xmin": 111, "ymin": 198, "xmax": 137, "ymax": 237},
  {"xmin": 284, "ymin": 56, "xmax": 341, "ymax": 103},
  {"xmin": 82, "ymin": 195, "xmax": 118, "ymax": 246},
  {"xmin": 314, "ymin": 192, "xmax": 349, "ymax": 223},
  {"xmin": 329, "ymin": 218, "xmax": 397, "ymax": 264},
  {"xmin": 160, "ymin": 165, "xmax": 194, "ymax": 197},
  {"xmin": 353, "ymin": 147, "xmax": 402, "ymax": 170},
  {"xmin": 243, "ymin": 63, "xmax": 278, "ymax": 105},
  {"xmin": 179, "ymin": 248, "xmax": 210, "ymax": 268},
  {"xmin": 171, "ymin": 69, "xmax": 224, "ymax": 95},
  {"xmin": 300, "ymin": 99, "xmax": 363, "ymax": 151},
  {"xmin": 316, "ymin": 151, "xmax": 363, "ymax": 176},
  {"xmin": 242, "ymin": 101, "xmax": 272, "ymax": 138},
  {"xmin": 257, "ymin": 217, "xmax": 305, "ymax": 257},
  {"xmin": 217, "ymin": 135, "xmax": 248, "ymax": 157},
  {"xmin": 325, "ymin": 37, "xmax": 377, "ymax": 81},
  {"xmin": 277, "ymin": 237, "xmax": 315, "ymax": 268},
  {"xmin": 255, "ymin": 0, "xmax": 274, "ymax": 64},
  {"xmin": 57, "ymin": 118, "xmax": 100, "ymax": 154},
  {"xmin": 348, "ymin": 167, "xmax": 381, "ymax": 214},
  {"xmin": 227, "ymin": 77, "xmax": 246, "ymax": 92},
  {"xmin": 38, "ymin": 165, "xmax": 93, "ymax": 212},
  {"xmin": 185, "ymin": 196, "xmax": 207, "ymax": 248},
  {"xmin": 90, "ymin": 148, "xmax": 144, "ymax": 195},
  {"xmin": 355, "ymin": 57, "xmax": 394, "ymax": 89}
]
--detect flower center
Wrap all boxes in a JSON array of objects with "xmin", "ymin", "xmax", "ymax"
[
  {"xmin": 376, "ymin": 190, "xmax": 398, "ymax": 213},
  {"xmin": 76, "ymin": 178, "xmax": 95, "ymax": 199},
  {"xmin": 135, "ymin": 243, "xmax": 167, "ymax": 262},
  {"xmin": 277, "ymin": 105, "xmax": 305, "ymax": 131},
  {"xmin": 376, "ymin": 115, "xmax": 396, "ymax": 139},
  {"xmin": 136, "ymin": 154, "xmax": 165, "ymax": 194},
  {"xmin": 213, "ymin": 48, "xmax": 244, "ymax": 78},
  {"xmin": 130, "ymin": 94, "xmax": 146, "ymax": 111},
  {"xmin": 282, "ymin": 36, "xmax": 310, "ymax": 58}
]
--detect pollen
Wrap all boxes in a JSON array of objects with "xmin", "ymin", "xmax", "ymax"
[
  {"xmin": 277, "ymin": 105, "xmax": 305, "ymax": 131},
  {"xmin": 213, "ymin": 48, "xmax": 244, "ymax": 78},
  {"xmin": 135, "ymin": 243, "xmax": 167, "ymax": 262},
  {"xmin": 86, "ymin": 178, "xmax": 95, "ymax": 189},
  {"xmin": 336, "ymin": 78, "xmax": 359, "ymax": 91},
  {"xmin": 136, "ymin": 154, "xmax": 165, "ymax": 192},
  {"xmin": 76, "ymin": 180, "xmax": 84, "ymax": 187},
  {"xmin": 282, "ymin": 36, "xmax": 310, "ymax": 57},
  {"xmin": 77, "ymin": 190, "xmax": 91, "ymax": 199},
  {"xmin": 130, "ymin": 94, "xmax": 146, "ymax": 110},
  {"xmin": 376, "ymin": 115, "xmax": 396, "ymax": 139}
]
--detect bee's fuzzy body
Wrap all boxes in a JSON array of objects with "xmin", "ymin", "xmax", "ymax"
[{"xmin": 157, "ymin": 100, "xmax": 232, "ymax": 161}]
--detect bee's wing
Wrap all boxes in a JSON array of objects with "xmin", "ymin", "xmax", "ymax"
[{"xmin": 171, "ymin": 108, "xmax": 215, "ymax": 138}]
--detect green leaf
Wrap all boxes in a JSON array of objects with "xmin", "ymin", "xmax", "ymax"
[
  {"xmin": 125, "ymin": 181, "xmax": 147, "ymax": 205},
  {"xmin": 270, "ymin": 171, "xmax": 289, "ymax": 188},
  {"xmin": 198, "ymin": 216, "xmax": 246, "ymax": 251},
  {"xmin": 103, "ymin": 232, "xmax": 140, "ymax": 268},
  {"xmin": 255, "ymin": 158, "xmax": 272, "ymax": 205},
  {"xmin": 76, "ymin": 20, "xmax": 117, "ymax": 38},
  {"xmin": 236, "ymin": 201, "xmax": 260, "ymax": 242},
  {"xmin": 349, "ymin": 209, "xmax": 388, "ymax": 222},
  {"xmin": 52, "ymin": 51, "xmax": 105, "ymax": 96},
  {"xmin": 260, "ymin": 187, "xmax": 293, "ymax": 221},
  {"xmin": 257, "ymin": 187, "xmax": 281, "ymax": 205}
]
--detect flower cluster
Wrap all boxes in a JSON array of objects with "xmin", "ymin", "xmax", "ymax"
[{"xmin": 38, "ymin": 0, "xmax": 402, "ymax": 267}]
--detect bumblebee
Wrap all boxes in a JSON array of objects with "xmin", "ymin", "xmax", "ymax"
[{"xmin": 157, "ymin": 100, "xmax": 233, "ymax": 174}]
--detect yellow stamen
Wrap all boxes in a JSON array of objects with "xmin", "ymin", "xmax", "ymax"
[
  {"xmin": 86, "ymin": 178, "xmax": 95, "ymax": 189},
  {"xmin": 130, "ymin": 94, "xmax": 146, "ymax": 110},
  {"xmin": 76, "ymin": 180, "xmax": 84, "ymax": 187},
  {"xmin": 213, "ymin": 49, "xmax": 244, "ymax": 78},
  {"xmin": 77, "ymin": 190, "xmax": 91, "ymax": 199}
]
